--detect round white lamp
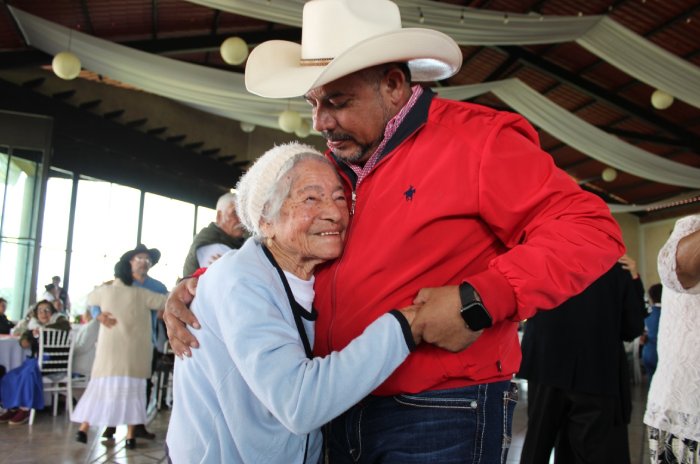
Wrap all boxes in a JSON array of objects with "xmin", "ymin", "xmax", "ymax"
[
  {"xmin": 52, "ymin": 51, "xmax": 81, "ymax": 80},
  {"xmin": 240, "ymin": 121, "xmax": 256, "ymax": 133},
  {"xmin": 651, "ymin": 90, "xmax": 674, "ymax": 110},
  {"xmin": 278, "ymin": 110, "xmax": 302, "ymax": 133},
  {"xmin": 294, "ymin": 119, "xmax": 311, "ymax": 138},
  {"xmin": 601, "ymin": 167, "xmax": 618, "ymax": 183},
  {"xmin": 220, "ymin": 37, "xmax": 249, "ymax": 65}
]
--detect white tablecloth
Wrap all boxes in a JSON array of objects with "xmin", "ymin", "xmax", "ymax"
[{"xmin": 0, "ymin": 336, "xmax": 30, "ymax": 372}]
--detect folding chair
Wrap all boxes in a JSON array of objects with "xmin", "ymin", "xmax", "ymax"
[
  {"xmin": 29, "ymin": 328, "xmax": 71, "ymax": 425},
  {"xmin": 66, "ymin": 334, "xmax": 90, "ymax": 416},
  {"xmin": 155, "ymin": 341, "xmax": 175, "ymax": 410}
]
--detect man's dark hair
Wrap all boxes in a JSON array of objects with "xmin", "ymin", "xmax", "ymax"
[
  {"xmin": 0, "ymin": 297, "xmax": 6, "ymax": 305},
  {"xmin": 392, "ymin": 62, "xmax": 412, "ymax": 82},
  {"xmin": 362, "ymin": 62, "xmax": 413, "ymax": 88},
  {"xmin": 648, "ymin": 283, "xmax": 662, "ymax": 304}
]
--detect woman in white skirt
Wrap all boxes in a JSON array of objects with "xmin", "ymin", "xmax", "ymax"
[{"xmin": 71, "ymin": 248, "xmax": 167, "ymax": 449}]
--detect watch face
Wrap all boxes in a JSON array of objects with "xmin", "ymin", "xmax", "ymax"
[{"xmin": 461, "ymin": 303, "xmax": 492, "ymax": 331}]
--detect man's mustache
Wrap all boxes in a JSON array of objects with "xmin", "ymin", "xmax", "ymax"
[{"xmin": 322, "ymin": 131, "xmax": 353, "ymax": 142}]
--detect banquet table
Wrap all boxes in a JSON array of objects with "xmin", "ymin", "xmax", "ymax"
[{"xmin": 0, "ymin": 335, "xmax": 31, "ymax": 372}]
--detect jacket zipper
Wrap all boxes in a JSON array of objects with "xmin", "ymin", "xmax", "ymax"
[{"xmin": 327, "ymin": 121, "xmax": 426, "ymax": 353}]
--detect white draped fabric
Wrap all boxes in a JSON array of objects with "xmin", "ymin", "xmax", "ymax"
[
  {"xmin": 9, "ymin": 6, "xmax": 700, "ymax": 192},
  {"xmin": 577, "ymin": 17, "xmax": 700, "ymax": 110},
  {"xmin": 437, "ymin": 81, "xmax": 700, "ymax": 189},
  {"xmin": 9, "ymin": 6, "xmax": 291, "ymax": 130},
  {"xmin": 186, "ymin": 0, "xmax": 700, "ymax": 110}
]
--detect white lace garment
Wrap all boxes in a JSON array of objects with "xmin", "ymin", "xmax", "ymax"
[{"xmin": 644, "ymin": 214, "xmax": 700, "ymax": 442}]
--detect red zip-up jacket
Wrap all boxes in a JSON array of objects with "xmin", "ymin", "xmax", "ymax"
[{"xmin": 312, "ymin": 91, "xmax": 624, "ymax": 395}]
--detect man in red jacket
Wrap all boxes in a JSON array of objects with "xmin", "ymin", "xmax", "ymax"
[{"xmin": 165, "ymin": 0, "xmax": 624, "ymax": 461}]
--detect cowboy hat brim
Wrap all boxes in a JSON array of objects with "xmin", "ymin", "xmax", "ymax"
[{"xmin": 245, "ymin": 28, "xmax": 462, "ymax": 99}]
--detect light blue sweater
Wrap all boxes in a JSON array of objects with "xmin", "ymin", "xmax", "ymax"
[{"xmin": 166, "ymin": 239, "xmax": 412, "ymax": 463}]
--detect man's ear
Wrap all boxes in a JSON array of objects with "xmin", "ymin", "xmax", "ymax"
[{"xmin": 382, "ymin": 66, "xmax": 410, "ymax": 106}]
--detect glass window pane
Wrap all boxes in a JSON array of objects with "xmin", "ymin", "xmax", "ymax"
[
  {"xmin": 0, "ymin": 152, "xmax": 41, "ymax": 320},
  {"xmin": 36, "ymin": 177, "xmax": 72, "ymax": 303},
  {"xmin": 141, "ymin": 193, "xmax": 195, "ymax": 287},
  {"xmin": 196, "ymin": 205, "xmax": 216, "ymax": 233},
  {"xmin": 69, "ymin": 180, "xmax": 140, "ymax": 316}
]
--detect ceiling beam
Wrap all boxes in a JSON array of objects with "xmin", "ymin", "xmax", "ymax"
[
  {"xmin": 204, "ymin": 9, "xmax": 222, "ymax": 65},
  {"xmin": 0, "ymin": 77, "xmax": 241, "ymax": 204},
  {"xmin": 79, "ymin": 0, "xmax": 95, "ymax": 35},
  {"xmin": 0, "ymin": 29, "xmax": 302, "ymax": 69},
  {"xmin": 601, "ymin": 127, "xmax": 695, "ymax": 150},
  {"xmin": 151, "ymin": 0, "xmax": 159, "ymax": 40}
]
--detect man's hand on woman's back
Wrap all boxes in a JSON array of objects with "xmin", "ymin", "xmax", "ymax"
[{"xmin": 164, "ymin": 277, "xmax": 200, "ymax": 358}]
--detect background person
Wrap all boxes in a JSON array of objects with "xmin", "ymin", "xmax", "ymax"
[
  {"xmin": 71, "ymin": 313, "xmax": 100, "ymax": 378},
  {"xmin": 92, "ymin": 244, "xmax": 167, "ymax": 440},
  {"xmin": 644, "ymin": 214, "xmax": 700, "ymax": 463},
  {"xmin": 166, "ymin": 0, "xmax": 624, "ymax": 460},
  {"xmin": 0, "ymin": 300, "xmax": 71, "ymax": 426},
  {"xmin": 41, "ymin": 276, "xmax": 70, "ymax": 313},
  {"xmin": 167, "ymin": 143, "xmax": 419, "ymax": 463},
  {"xmin": 518, "ymin": 254, "xmax": 646, "ymax": 464},
  {"xmin": 12, "ymin": 300, "xmax": 70, "ymax": 355},
  {"xmin": 642, "ymin": 283, "xmax": 662, "ymax": 385},
  {"xmin": 0, "ymin": 298, "xmax": 14, "ymax": 334},
  {"xmin": 71, "ymin": 255, "xmax": 167, "ymax": 449},
  {"xmin": 182, "ymin": 192, "xmax": 245, "ymax": 277}
]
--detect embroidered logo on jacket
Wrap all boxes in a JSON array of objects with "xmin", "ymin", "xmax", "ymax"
[{"xmin": 404, "ymin": 185, "xmax": 416, "ymax": 201}]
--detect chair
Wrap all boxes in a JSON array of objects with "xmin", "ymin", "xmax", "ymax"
[
  {"xmin": 624, "ymin": 336, "xmax": 642, "ymax": 385},
  {"xmin": 29, "ymin": 328, "xmax": 72, "ymax": 425},
  {"xmin": 66, "ymin": 334, "xmax": 90, "ymax": 416},
  {"xmin": 155, "ymin": 341, "xmax": 175, "ymax": 410}
]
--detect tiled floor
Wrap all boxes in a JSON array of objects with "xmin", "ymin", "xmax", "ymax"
[
  {"xmin": 1, "ymin": 380, "xmax": 649, "ymax": 463},
  {"xmin": 0, "ymin": 408, "xmax": 170, "ymax": 463},
  {"xmin": 507, "ymin": 378, "xmax": 650, "ymax": 463}
]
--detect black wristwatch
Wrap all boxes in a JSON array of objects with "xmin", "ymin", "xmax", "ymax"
[{"xmin": 459, "ymin": 282, "xmax": 492, "ymax": 331}]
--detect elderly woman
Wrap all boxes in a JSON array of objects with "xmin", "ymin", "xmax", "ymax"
[
  {"xmin": 71, "ymin": 255, "xmax": 167, "ymax": 448},
  {"xmin": 166, "ymin": 143, "xmax": 418, "ymax": 463},
  {"xmin": 0, "ymin": 300, "xmax": 71, "ymax": 425},
  {"xmin": 12, "ymin": 299, "xmax": 71, "ymax": 352}
]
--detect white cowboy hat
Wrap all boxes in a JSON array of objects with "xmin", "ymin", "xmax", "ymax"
[{"xmin": 245, "ymin": 0, "xmax": 463, "ymax": 98}]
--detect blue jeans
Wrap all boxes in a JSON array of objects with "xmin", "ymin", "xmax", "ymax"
[{"xmin": 328, "ymin": 380, "xmax": 518, "ymax": 464}]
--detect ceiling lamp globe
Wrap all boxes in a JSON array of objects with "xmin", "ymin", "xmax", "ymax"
[
  {"xmin": 601, "ymin": 167, "xmax": 618, "ymax": 182},
  {"xmin": 651, "ymin": 89, "xmax": 674, "ymax": 110},
  {"xmin": 52, "ymin": 51, "xmax": 81, "ymax": 80},
  {"xmin": 220, "ymin": 37, "xmax": 249, "ymax": 65},
  {"xmin": 294, "ymin": 119, "xmax": 311, "ymax": 138},
  {"xmin": 278, "ymin": 110, "xmax": 302, "ymax": 133},
  {"xmin": 240, "ymin": 121, "xmax": 256, "ymax": 133}
]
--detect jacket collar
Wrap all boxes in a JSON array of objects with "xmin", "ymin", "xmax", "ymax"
[{"xmin": 331, "ymin": 88, "xmax": 435, "ymax": 187}]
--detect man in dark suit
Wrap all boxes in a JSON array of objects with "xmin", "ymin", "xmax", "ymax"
[{"xmin": 519, "ymin": 254, "xmax": 646, "ymax": 464}]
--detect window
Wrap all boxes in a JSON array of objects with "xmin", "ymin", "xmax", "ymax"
[
  {"xmin": 36, "ymin": 177, "xmax": 72, "ymax": 302},
  {"xmin": 141, "ymin": 192, "xmax": 195, "ymax": 287},
  {"xmin": 69, "ymin": 180, "xmax": 140, "ymax": 313},
  {"xmin": 0, "ymin": 149, "xmax": 42, "ymax": 320},
  {"xmin": 196, "ymin": 205, "xmax": 216, "ymax": 233}
]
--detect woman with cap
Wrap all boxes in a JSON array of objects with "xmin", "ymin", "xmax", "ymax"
[
  {"xmin": 71, "ymin": 250, "xmax": 167, "ymax": 449},
  {"xmin": 166, "ymin": 142, "xmax": 420, "ymax": 463}
]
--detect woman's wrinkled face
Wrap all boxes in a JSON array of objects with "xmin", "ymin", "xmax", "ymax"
[
  {"xmin": 263, "ymin": 158, "xmax": 349, "ymax": 275},
  {"xmin": 36, "ymin": 303, "xmax": 53, "ymax": 324}
]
